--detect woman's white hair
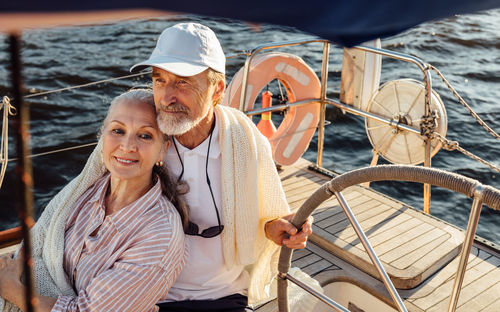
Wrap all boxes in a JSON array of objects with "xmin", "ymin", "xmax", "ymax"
[{"xmin": 102, "ymin": 88, "xmax": 155, "ymax": 127}]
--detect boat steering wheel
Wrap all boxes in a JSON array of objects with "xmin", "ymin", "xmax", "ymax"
[{"xmin": 277, "ymin": 165, "xmax": 500, "ymax": 312}]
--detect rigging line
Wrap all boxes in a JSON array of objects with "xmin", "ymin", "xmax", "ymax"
[
  {"xmin": 428, "ymin": 65, "xmax": 500, "ymax": 140},
  {"xmin": 433, "ymin": 132, "xmax": 500, "ymax": 174},
  {"xmin": 2, "ymin": 124, "xmax": 330, "ymax": 163},
  {"xmin": 1, "ymin": 96, "xmax": 17, "ymax": 188},
  {"xmin": 18, "ymin": 53, "xmax": 246, "ymax": 100},
  {"xmin": 4, "ymin": 142, "xmax": 98, "ymax": 162},
  {"xmin": 23, "ymin": 71, "xmax": 152, "ymax": 99}
]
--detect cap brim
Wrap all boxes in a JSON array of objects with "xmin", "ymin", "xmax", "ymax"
[{"xmin": 130, "ymin": 57, "xmax": 208, "ymax": 77}]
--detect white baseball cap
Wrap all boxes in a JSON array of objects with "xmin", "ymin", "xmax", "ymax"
[{"xmin": 130, "ymin": 23, "xmax": 225, "ymax": 76}]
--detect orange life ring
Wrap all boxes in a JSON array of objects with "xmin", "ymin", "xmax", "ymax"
[{"xmin": 222, "ymin": 52, "xmax": 321, "ymax": 166}]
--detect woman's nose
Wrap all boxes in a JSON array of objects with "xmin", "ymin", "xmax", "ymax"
[{"xmin": 120, "ymin": 135, "xmax": 137, "ymax": 152}]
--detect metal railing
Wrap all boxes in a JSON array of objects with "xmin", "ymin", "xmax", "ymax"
[
  {"xmin": 235, "ymin": 39, "xmax": 436, "ymax": 212},
  {"xmin": 232, "ymin": 39, "xmax": 466, "ymax": 311}
]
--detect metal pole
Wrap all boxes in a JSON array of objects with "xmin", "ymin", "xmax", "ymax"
[
  {"xmin": 423, "ymin": 142, "xmax": 432, "ymax": 213},
  {"xmin": 326, "ymin": 99, "xmax": 421, "ymax": 135},
  {"xmin": 335, "ymin": 191, "xmax": 408, "ymax": 312},
  {"xmin": 423, "ymin": 69, "xmax": 433, "ymax": 214},
  {"xmin": 447, "ymin": 186, "xmax": 484, "ymax": 312},
  {"xmin": 353, "ymin": 45, "xmax": 427, "ymax": 72},
  {"xmin": 248, "ymin": 39, "xmax": 329, "ymax": 57},
  {"xmin": 9, "ymin": 32, "xmax": 36, "ymax": 312},
  {"xmin": 245, "ymin": 98, "xmax": 422, "ymax": 136},
  {"xmin": 317, "ymin": 42, "xmax": 329, "ymax": 167}
]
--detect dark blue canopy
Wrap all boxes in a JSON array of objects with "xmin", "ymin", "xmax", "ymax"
[{"xmin": 2, "ymin": 0, "xmax": 500, "ymax": 46}]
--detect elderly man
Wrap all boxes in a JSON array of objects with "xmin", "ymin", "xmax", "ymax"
[{"xmin": 131, "ymin": 22, "xmax": 312, "ymax": 312}]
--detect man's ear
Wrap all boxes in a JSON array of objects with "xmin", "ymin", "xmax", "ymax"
[{"xmin": 212, "ymin": 80, "xmax": 225, "ymax": 103}]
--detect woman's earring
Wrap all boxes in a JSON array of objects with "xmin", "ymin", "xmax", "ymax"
[{"xmin": 155, "ymin": 160, "xmax": 164, "ymax": 167}]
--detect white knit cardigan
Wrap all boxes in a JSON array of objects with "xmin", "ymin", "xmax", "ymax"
[
  {"xmin": 1, "ymin": 105, "xmax": 289, "ymax": 310},
  {"xmin": 215, "ymin": 105, "xmax": 290, "ymax": 304}
]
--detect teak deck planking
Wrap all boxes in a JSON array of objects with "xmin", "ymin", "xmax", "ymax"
[{"xmin": 270, "ymin": 158, "xmax": 500, "ymax": 311}]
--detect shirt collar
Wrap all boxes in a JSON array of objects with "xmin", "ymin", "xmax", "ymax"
[
  {"xmin": 87, "ymin": 173, "xmax": 111, "ymax": 206},
  {"xmin": 170, "ymin": 115, "xmax": 221, "ymax": 159}
]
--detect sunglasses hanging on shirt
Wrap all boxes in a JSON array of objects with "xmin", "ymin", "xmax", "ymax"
[{"xmin": 172, "ymin": 129, "xmax": 224, "ymax": 238}]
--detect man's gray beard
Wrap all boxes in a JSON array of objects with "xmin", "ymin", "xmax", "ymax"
[{"xmin": 157, "ymin": 111, "xmax": 199, "ymax": 136}]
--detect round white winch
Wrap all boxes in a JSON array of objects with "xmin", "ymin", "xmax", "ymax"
[{"xmin": 365, "ymin": 79, "xmax": 447, "ymax": 165}]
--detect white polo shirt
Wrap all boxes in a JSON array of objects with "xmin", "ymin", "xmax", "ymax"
[{"xmin": 163, "ymin": 117, "xmax": 249, "ymax": 301}]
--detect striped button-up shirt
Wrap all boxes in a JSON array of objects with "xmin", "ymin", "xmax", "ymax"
[{"xmin": 52, "ymin": 174, "xmax": 185, "ymax": 312}]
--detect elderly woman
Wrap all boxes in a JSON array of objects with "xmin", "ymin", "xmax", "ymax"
[{"xmin": 0, "ymin": 89, "xmax": 187, "ymax": 312}]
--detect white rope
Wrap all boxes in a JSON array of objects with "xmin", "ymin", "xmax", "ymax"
[
  {"xmin": 0, "ymin": 96, "xmax": 17, "ymax": 189},
  {"xmin": 0, "ymin": 71, "xmax": 148, "ymax": 173},
  {"xmin": 7, "ymin": 142, "xmax": 97, "ymax": 162},
  {"xmin": 23, "ymin": 71, "xmax": 151, "ymax": 99}
]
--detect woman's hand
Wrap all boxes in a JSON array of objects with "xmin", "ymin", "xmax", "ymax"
[
  {"xmin": 0, "ymin": 253, "xmax": 23, "ymax": 289},
  {"xmin": 0, "ymin": 253, "xmax": 26, "ymax": 311},
  {"xmin": 0, "ymin": 253, "xmax": 56, "ymax": 312}
]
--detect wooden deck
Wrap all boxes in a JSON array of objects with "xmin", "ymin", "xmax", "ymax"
[{"xmin": 274, "ymin": 158, "xmax": 500, "ymax": 311}]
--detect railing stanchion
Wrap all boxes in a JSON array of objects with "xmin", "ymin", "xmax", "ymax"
[
  {"xmin": 317, "ymin": 41, "xmax": 330, "ymax": 167},
  {"xmin": 423, "ymin": 68, "xmax": 433, "ymax": 214},
  {"xmin": 423, "ymin": 141, "xmax": 432, "ymax": 213}
]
